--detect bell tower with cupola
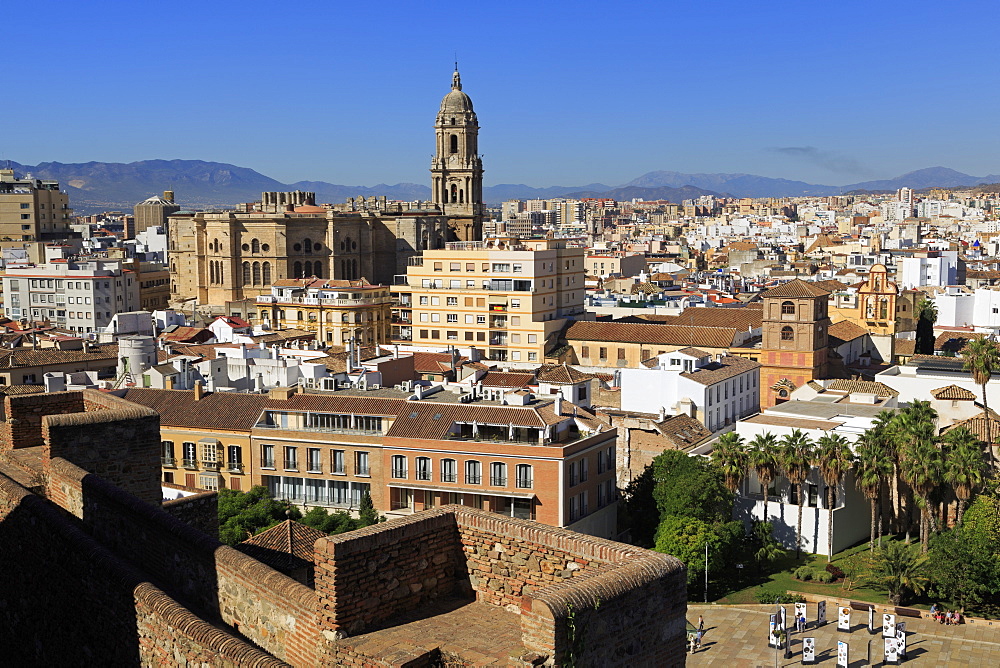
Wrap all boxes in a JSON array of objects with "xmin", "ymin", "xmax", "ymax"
[{"xmin": 431, "ymin": 67, "xmax": 483, "ymax": 241}]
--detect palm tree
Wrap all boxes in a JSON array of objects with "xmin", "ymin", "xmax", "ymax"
[
  {"xmin": 814, "ymin": 434, "xmax": 854, "ymax": 561},
  {"xmin": 779, "ymin": 429, "xmax": 814, "ymax": 558},
  {"xmin": 899, "ymin": 439, "xmax": 944, "ymax": 553},
  {"xmin": 870, "ymin": 409, "xmax": 902, "ymax": 531},
  {"xmin": 866, "ymin": 540, "xmax": 930, "ymax": 606},
  {"xmin": 894, "ymin": 401, "xmax": 939, "ymax": 542},
  {"xmin": 962, "ymin": 336, "xmax": 1000, "ymax": 467},
  {"xmin": 711, "ymin": 431, "xmax": 748, "ymax": 495},
  {"xmin": 748, "ymin": 433, "xmax": 780, "ymax": 522},
  {"xmin": 942, "ymin": 426, "xmax": 990, "ymax": 524},
  {"xmin": 854, "ymin": 434, "xmax": 892, "ymax": 551}
]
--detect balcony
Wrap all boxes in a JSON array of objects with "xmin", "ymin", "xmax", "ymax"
[
  {"xmin": 256, "ymin": 295, "xmax": 277, "ymax": 303},
  {"xmin": 490, "ymin": 477, "xmax": 508, "ymax": 487},
  {"xmin": 255, "ymin": 422, "xmax": 383, "ymax": 436},
  {"xmin": 489, "ymin": 319, "xmax": 507, "ymax": 329},
  {"xmin": 441, "ymin": 472, "xmax": 458, "ymax": 483},
  {"xmin": 182, "ymin": 458, "xmax": 198, "ymax": 469},
  {"xmin": 283, "ymin": 460, "xmax": 298, "ymax": 471},
  {"xmin": 227, "ymin": 462, "xmax": 245, "ymax": 473},
  {"xmin": 161, "ymin": 456, "xmax": 176, "ymax": 467},
  {"xmin": 202, "ymin": 460, "xmax": 220, "ymax": 471},
  {"xmin": 261, "ymin": 459, "xmax": 276, "ymax": 469}
]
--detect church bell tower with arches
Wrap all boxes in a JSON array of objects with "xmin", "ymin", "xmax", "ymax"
[{"xmin": 431, "ymin": 66, "xmax": 483, "ymax": 241}]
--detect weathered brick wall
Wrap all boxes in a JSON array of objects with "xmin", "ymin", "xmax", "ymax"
[
  {"xmin": 43, "ymin": 390, "xmax": 161, "ymax": 506},
  {"xmin": 315, "ymin": 510, "xmax": 465, "ymax": 636},
  {"xmin": 45, "ymin": 457, "xmax": 317, "ymax": 666},
  {"xmin": 0, "ymin": 470, "xmax": 285, "ymax": 667},
  {"xmin": 163, "ymin": 489, "xmax": 220, "ymax": 537},
  {"xmin": 0, "ymin": 390, "xmax": 85, "ymax": 452}
]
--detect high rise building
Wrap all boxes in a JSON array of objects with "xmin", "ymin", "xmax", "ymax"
[
  {"xmin": 134, "ymin": 191, "xmax": 180, "ymax": 237},
  {"xmin": 0, "ymin": 168, "xmax": 73, "ymax": 241},
  {"xmin": 391, "ymin": 236, "xmax": 586, "ymax": 362},
  {"xmin": 430, "ymin": 67, "xmax": 484, "ymax": 241}
]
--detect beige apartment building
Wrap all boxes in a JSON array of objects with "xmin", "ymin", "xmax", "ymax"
[
  {"xmin": 391, "ymin": 236, "xmax": 587, "ymax": 362},
  {"xmin": 0, "ymin": 169, "xmax": 73, "ymax": 241}
]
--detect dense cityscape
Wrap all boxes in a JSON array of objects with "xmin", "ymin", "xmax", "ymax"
[{"xmin": 4, "ymin": 2, "xmax": 1000, "ymax": 664}]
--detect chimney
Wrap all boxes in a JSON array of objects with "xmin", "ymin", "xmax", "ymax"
[
  {"xmin": 165, "ymin": 376, "xmax": 174, "ymax": 390},
  {"xmin": 554, "ymin": 391, "xmax": 564, "ymax": 416},
  {"xmin": 194, "ymin": 380, "xmax": 204, "ymax": 401}
]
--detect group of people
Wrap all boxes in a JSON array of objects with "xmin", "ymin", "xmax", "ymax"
[
  {"xmin": 688, "ymin": 616, "xmax": 706, "ymax": 653},
  {"xmin": 930, "ymin": 604, "xmax": 962, "ymax": 625}
]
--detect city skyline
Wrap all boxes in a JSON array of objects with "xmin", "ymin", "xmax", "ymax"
[{"xmin": 5, "ymin": 0, "xmax": 999, "ymax": 188}]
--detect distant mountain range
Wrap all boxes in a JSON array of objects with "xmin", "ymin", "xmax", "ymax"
[{"xmin": 7, "ymin": 160, "xmax": 1000, "ymax": 215}]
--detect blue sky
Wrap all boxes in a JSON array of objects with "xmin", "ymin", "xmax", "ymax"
[{"xmin": 5, "ymin": 0, "xmax": 999, "ymax": 187}]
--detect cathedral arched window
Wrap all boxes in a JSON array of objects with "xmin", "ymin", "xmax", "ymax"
[
  {"xmin": 303, "ymin": 237, "xmax": 312, "ymax": 254},
  {"xmin": 251, "ymin": 239, "xmax": 260, "ymax": 254},
  {"xmin": 209, "ymin": 262, "xmax": 215, "ymax": 284},
  {"xmin": 294, "ymin": 261, "xmax": 302, "ymax": 278},
  {"xmin": 781, "ymin": 301, "xmax": 795, "ymax": 315},
  {"xmin": 242, "ymin": 262, "xmax": 251, "ymax": 285},
  {"xmin": 450, "ymin": 134, "xmax": 458, "ymax": 154},
  {"xmin": 304, "ymin": 261, "xmax": 312, "ymax": 277},
  {"xmin": 314, "ymin": 262, "xmax": 322, "ymax": 279},
  {"xmin": 459, "ymin": 189, "xmax": 464, "ymax": 204},
  {"xmin": 780, "ymin": 326, "xmax": 794, "ymax": 341},
  {"xmin": 450, "ymin": 184, "xmax": 458, "ymax": 202},
  {"xmin": 351, "ymin": 259, "xmax": 357, "ymax": 279},
  {"xmin": 252, "ymin": 262, "xmax": 261, "ymax": 286},
  {"xmin": 879, "ymin": 297, "xmax": 889, "ymax": 320},
  {"xmin": 262, "ymin": 262, "xmax": 271, "ymax": 285}
]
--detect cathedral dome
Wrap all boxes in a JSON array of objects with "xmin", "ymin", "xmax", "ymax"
[{"xmin": 438, "ymin": 69, "xmax": 475, "ymax": 115}]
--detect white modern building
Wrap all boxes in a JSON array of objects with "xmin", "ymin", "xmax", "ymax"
[
  {"xmin": 619, "ymin": 348, "xmax": 760, "ymax": 432},
  {"xmin": 3, "ymin": 259, "xmax": 140, "ymax": 332},
  {"xmin": 898, "ymin": 251, "xmax": 958, "ymax": 289}
]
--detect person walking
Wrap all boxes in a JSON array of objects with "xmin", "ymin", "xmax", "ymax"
[
  {"xmin": 698, "ymin": 615, "xmax": 705, "ymax": 633},
  {"xmin": 696, "ymin": 629, "xmax": 704, "ymax": 651}
]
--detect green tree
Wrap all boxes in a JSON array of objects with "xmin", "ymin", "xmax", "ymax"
[
  {"xmin": 711, "ymin": 431, "xmax": 748, "ymax": 494},
  {"xmin": 300, "ymin": 506, "xmax": 362, "ymax": 534},
  {"xmin": 894, "ymin": 400, "xmax": 939, "ymax": 543},
  {"xmin": 900, "ymin": 438, "xmax": 944, "ymax": 553},
  {"xmin": 653, "ymin": 515, "xmax": 744, "ymax": 588},
  {"xmin": 778, "ymin": 429, "xmax": 813, "ymax": 558},
  {"xmin": 942, "ymin": 426, "xmax": 990, "ymax": 524},
  {"xmin": 915, "ymin": 298, "xmax": 937, "ymax": 355},
  {"xmin": 813, "ymin": 434, "xmax": 854, "ymax": 561},
  {"xmin": 618, "ymin": 465, "xmax": 658, "ymax": 547},
  {"xmin": 218, "ymin": 486, "xmax": 301, "ymax": 546},
  {"xmin": 962, "ymin": 336, "xmax": 1000, "ymax": 467},
  {"xmin": 854, "ymin": 434, "xmax": 893, "ymax": 551},
  {"xmin": 865, "ymin": 540, "xmax": 929, "ymax": 606},
  {"xmin": 926, "ymin": 494, "xmax": 1000, "ymax": 613},
  {"xmin": 358, "ymin": 491, "xmax": 382, "ymax": 526},
  {"xmin": 651, "ymin": 449, "xmax": 733, "ymax": 524},
  {"xmin": 747, "ymin": 433, "xmax": 780, "ymax": 522}
]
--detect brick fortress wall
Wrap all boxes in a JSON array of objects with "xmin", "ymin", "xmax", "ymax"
[
  {"xmin": 163, "ymin": 489, "xmax": 221, "ymax": 537},
  {"xmin": 316, "ymin": 505, "xmax": 688, "ymax": 666}
]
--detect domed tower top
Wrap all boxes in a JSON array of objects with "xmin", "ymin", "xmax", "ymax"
[{"xmin": 437, "ymin": 67, "xmax": 477, "ymax": 123}]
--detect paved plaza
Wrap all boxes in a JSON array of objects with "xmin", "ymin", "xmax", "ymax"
[{"xmin": 686, "ymin": 604, "xmax": 1000, "ymax": 667}]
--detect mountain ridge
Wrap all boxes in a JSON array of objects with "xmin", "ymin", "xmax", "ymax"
[{"xmin": 6, "ymin": 159, "xmax": 999, "ymax": 214}]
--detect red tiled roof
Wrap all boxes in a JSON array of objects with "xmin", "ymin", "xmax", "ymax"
[{"xmin": 565, "ymin": 321, "xmax": 738, "ymax": 349}]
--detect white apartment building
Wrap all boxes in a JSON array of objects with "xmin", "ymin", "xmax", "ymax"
[
  {"xmin": 3, "ymin": 259, "xmax": 140, "ymax": 332},
  {"xmin": 898, "ymin": 251, "xmax": 958, "ymax": 289},
  {"xmin": 618, "ymin": 348, "xmax": 761, "ymax": 432}
]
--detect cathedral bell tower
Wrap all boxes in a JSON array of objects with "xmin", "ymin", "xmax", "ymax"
[{"xmin": 431, "ymin": 67, "xmax": 483, "ymax": 241}]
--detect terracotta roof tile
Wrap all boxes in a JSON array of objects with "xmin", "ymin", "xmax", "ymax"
[
  {"xmin": 828, "ymin": 320, "xmax": 870, "ymax": 344},
  {"xmin": 478, "ymin": 371, "xmax": 535, "ymax": 388},
  {"xmin": 761, "ymin": 279, "xmax": 831, "ymax": 298},
  {"xmin": 236, "ymin": 519, "xmax": 327, "ymax": 574},
  {"xmin": 827, "ymin": 379, "xmax": 899, "ymax": 397},
  {"xmin": 930, "ymin": 384, "xmax": 977, "ymax": 400},
  {"xmin": 565, "ymin": 321, "xmax": 738, "ymax": 349},
  {"xmin": 0, "ymin": 344, "xmax": 119, "ymax": 368},
  {"xmin": 534, "ymin": 364, "xmax": 595, "ymax": 384},
  {"xmin": 680, "ymin": 355, "xmax": 761, "ymax": 385}
]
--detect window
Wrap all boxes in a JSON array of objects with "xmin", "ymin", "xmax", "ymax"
[
  {"xmin": 307, "ymin": 448, "xmax": 322, "ymax": 473},
  {"xmin": 284, "ymin": 446, "xmax": 298, "ymax": 471},
  {"xmin": 331, "ymin": 449, "xmax": 345, "ymax": 474},
  {"xmin": 441, "ymin": 458, "xmax": 457, "ymax": 483},
  {"xmin": 447, "ymin": 314, "xmax": 458, "ymax": 323},
  {"xmin": 447, "ymin": 297, "xmax": 458, "ymax": 306},
  {"xmin": 465, "ymin": 460, "xmax": 482, "ymax": 485},
  {"xmin": 582, "ymin": 346, "xmax": 590, "ymax": 358},
  {"xmin": 182, "ymin": 442, "xmax": 197, "ymax": 468},
  {"xmin": 415, "ymin": 456, "xmax": 432, "ymax": 481},
  {"xmin": 527, "ymin": 334, "xmax": 536, "ymax": 343},
  {"xmin": 391, "ymin": 454, "xmax": 408, "ymax": 479},
  {"xmin": 199, "ymin": 475, "xmax": 219, "ymax": 492},
  {"xmin": 260, "ymin": 445, "xmax": 274, "ymax": 469},
  {"xmin": 227, "ymin": 445, "xmax": 243, "ymax": 473},
  {"xmin": 599, "ymin": 347, "xmax": 608, "ymax": 360},
  {"xmin": 490, "ymin": 462, "xmax": 507, "ymax": 486},
  {"xmin": 515, "ymin": 464, "xmax": 533, "ymax": 489},
  {"xmin": 597, "ymin": 449, "xmax": 605, "ymax": 474},
  {"xmin": 569, "ymin": 495, "xmax": 578, "ymax": 522},
  {"xmin": 355, "ymin": 451, "xmax": 370, "ymax": 476},
  {"xmin": 568, "ymin": 461, "xmax": 578, "ymax": 486},
  {"xmin": 780, "ymin": 326, "xmax": 794, "ymax": 341},
  {"xmin": 781, "ymin": 301, "xmax": 795, "ymax": 315},
  {"xmin": 450, "ymin": 262, "xmax": 461, "ymax": 271},
  {"xmin": 580, "ymin": 458, "xmax": 589, "ymax": 482},
  {"xmin": 161, "ymin": 441, "xmax": 175, "ymax": 466},
  {"xmin": 617, "ymin": 348, "xmax": 626, "ymax": 360}
]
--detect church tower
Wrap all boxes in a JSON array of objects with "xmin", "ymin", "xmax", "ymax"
[
  {"xmin": 758, "ymin": 279, "xmax": 832, "ymax": 406},
  {"xmin": 431, "ymin": 67, "xmax": 483, "ymax": 241}
]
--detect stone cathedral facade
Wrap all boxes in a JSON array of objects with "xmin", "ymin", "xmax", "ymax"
[{"xmin": 169, "ymin": 69, "xmax": 484, "ymax": 306}]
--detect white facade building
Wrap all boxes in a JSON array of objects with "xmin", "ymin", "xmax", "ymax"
[
  {"xmin": 898, "ymin": 251, "xmax": 958, "ymax": 289},
  {"xmin": 933, "ymin": 286, "xmax": 975, "ymax": 327}
]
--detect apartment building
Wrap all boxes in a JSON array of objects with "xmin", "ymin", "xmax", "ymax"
[
  {"xmin": 252, "ymin": 278, "xmax": 391, "ymax": 346},
  {"xmin": 0, "ymin": 168, "xmax": 74, "ymax": 241},
  {"xmin": 3, "ymin": 259, "xmax": 140, "ymax": 332},
  {"xmin": 125, "ymin": 384, "xmax": 618, "ymax": 538},
  {"xmin": 391, "ymin": 236, "xmax": 587, "ymax": 362}
]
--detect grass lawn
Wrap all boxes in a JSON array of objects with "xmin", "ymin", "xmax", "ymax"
[{"xmin": 714, "ymin": 536, "xmax": 924, "ymax": 608}]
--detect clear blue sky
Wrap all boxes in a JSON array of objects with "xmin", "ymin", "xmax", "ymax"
[{"xmin": 5, "ymin": 0, "xmax": 999, "ymax": 188}]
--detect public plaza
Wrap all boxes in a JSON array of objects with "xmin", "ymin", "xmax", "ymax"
[{"xmin": 687, "ymin": 603, "xmax": 1000, "ymax": 667}]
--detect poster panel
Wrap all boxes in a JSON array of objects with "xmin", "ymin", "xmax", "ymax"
[
  {"xmin": 795, "ymin": 602, "xmax": 807, "ymax": 629},
  {"xmin": 817, "ymin": 600, "xmax": 827, "ymax": 625},
  {"xmin": 769, "ymin": 615, "xmax": 777, "ymax": 647},
  {"xmin": 897, "ymin": 622, "xmax": 907, "ymax": 657},
  {"xmin": 802, "ymin": 637, "xmax": 816, "ymax": 664},
  {"xmin": 837, "ymin": 640, "xmax": 848, "ymax": 668},
  {"xmin": 885, "ymin": 637, "xmax": 899, "ymax": 663},
  {"xmin": 883, "ymin": 613, "xmax": 896, "ymax": 638},
  {"xmin": 838, "ymin": 606, "xmax": 851, "ymax": 631}
]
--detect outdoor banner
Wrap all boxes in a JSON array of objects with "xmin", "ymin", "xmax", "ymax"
[
  {"xmin": 883, "ymin": 613, "xmax": 897, "ymax": 638},
  {"xmin": 795, "ymin": 602, "xmax": 807, "ymax": 630},
  {"xmin": 802, "ymin": 637, "xmax": 816, "ymax": 664},
  {"xmin": 897, "ymin": 622, "xmax": 907, "ymax": 658},
  {"xmin": 779, "ymin": 605, "xmax": 787, "ymax": 630},
  {"xmin": 838, "ymin": 606, "xmax": 851, "ymax": 631},
  {"xmin": 837, "ymin": 640, "xmax": 849, "ymax": 668},
  {"xmin": 868, "ymin": 606, "xmax": 875, "ymax": 633},
  {"xmin": 817, "ymin": 600, "xmax": 827, "ymax": 626},
  {"xmin": 769, "ymin": 615, "xmax": 777, "ymax": 647},
  {"xmin": 885, "ymin": 637, "xmax": 899, "ymax": 663}
]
